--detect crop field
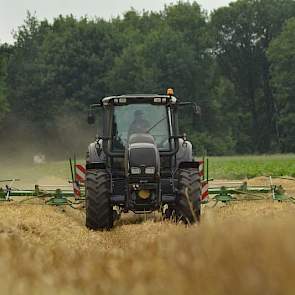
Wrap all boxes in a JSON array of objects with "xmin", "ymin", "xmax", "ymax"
[
  {"xmin": 2, "ymin": 154, "xmax": 295, "ymax": 185},
  {"xmin": 209, "ymin": 154, "xmax": 295, "ymax": 179},
  {"xmin": 0, "ymin": 155, "xmax": 295, "ymax": 294}
]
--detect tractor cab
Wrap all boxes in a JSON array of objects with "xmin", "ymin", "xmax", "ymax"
[
  {"xmin": 89, "ymin": 93, "xmax": 182, "ymax": 157},
  {"xmin": 112, "ymin": 100, "xmax": 170, "ymax": 152},
  {"xmin": 86, "ymin": 90, "xmax": 201, "ymax": 230}
]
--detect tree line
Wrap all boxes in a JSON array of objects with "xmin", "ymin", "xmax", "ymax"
[{"xmin": 0, "ymin": 0, "xmax": 295, "ymax": 156}]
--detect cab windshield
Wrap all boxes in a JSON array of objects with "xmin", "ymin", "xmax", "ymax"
[{"xmin": 112, "ymin": 104, "xmax": 170, "ymax": 151}]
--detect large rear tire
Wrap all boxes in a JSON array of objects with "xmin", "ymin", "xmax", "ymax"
[
  {"xmin": 85, "ymin": 170, "xmax": 113, "ymax": 230},
  {"xmin": 176, "ymin": 169, "xmax": 201, "ymax": 224}
]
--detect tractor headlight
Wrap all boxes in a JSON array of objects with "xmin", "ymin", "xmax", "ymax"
[
  {"xmin": 131, "ymin": 167, "xmax": 141, "ymax": 175},
  {"xmin": 145, "ymin": 167, "xmax": 155, "ymax": 174}
]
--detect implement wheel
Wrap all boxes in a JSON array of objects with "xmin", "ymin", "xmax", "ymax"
[
  {"xmin": 176, "ymin": 169, "xmax": 201, "ymax": 223},
  {"xmin": 85, "ymin": 169, "xmax": 113, "ymax": 230}
]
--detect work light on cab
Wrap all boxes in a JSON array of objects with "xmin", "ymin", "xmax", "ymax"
[{"xmin": 167, "ymin": 88, "xmax": 174, "ymax": 96}]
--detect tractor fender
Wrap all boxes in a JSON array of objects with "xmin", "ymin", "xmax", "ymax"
[
  {"xmin": 87, "ymin": 140, "xmax": 106, "ymax": 164},
  {"xmin": 176, "ymin": 138, "xmax": 193, "ymax": 167}
]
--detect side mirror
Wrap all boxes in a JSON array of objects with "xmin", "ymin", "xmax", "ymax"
[
  {"xmin": 193, "ymin": 104, "xmax": 201, "ymax": 115},
  {"xmin": 178, "ymin": 101, "xmax": 201, "ymax": 115},
  {"xmin": 87, "ymin": 112, "xmax": 95, "ymax": 124}
]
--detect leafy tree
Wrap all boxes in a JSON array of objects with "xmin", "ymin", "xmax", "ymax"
[
  {"xmin": 2, "ymin": 2, "xmax": 295, "ymax": 155},
  {"xmin": 6, "ymin": 14, "xmax": 120, "ymax": 139},
  {"xmin": 268, "ymin": 17, "xmax": 295, "ymax": 152},
  {"xmin": 0, "ymin": 43, "xmax": 11, "ymax": 123},
  {"xmin": 6, "ymin": 12, "xmax": 50, "ymax": 130},
  {"xmin": 211, "ymin": 0, "xmax": 295, "ymax": 152}
]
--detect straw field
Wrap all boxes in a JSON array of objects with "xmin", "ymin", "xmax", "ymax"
[{"xmin": 0, "ymin": 156, "xmax": 295, "ymax": 294}]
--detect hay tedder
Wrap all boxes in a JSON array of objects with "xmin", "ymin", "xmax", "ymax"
[
  {"xmin": 1, "ymin": 158, "xmax": 294, "ymax": 210},
  {"xmin": 0, "ymin": 158, "xmax": 86, "ymax": 207},
  {"xmin": 0, "ymin": 159, "xmax": 294, "ymax": 216}
]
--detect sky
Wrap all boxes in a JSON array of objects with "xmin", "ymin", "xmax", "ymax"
[{"xmin": 0, "ymin": 0, "xmax": 232, "ymax": 44}]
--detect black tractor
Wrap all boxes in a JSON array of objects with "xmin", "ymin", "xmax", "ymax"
[{"xmin": 86, "ymin": 89, "xmax": 201, "ymax": 230}]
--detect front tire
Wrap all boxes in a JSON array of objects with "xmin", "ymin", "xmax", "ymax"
[
  {"xmin": 175, "ymin": 169, "xmax": 201, "ymax": 223},
  {"xmin": 85, "ymin": 169, "xmax": 113, "ymax": 230}
]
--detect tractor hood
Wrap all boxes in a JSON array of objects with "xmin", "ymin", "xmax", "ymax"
[{"xmin": 127, "ymin": 134, "xmax": 160, "ymax": 176}]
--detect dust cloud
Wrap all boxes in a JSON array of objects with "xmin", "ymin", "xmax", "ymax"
[{"xmin": 0, "ymin": 110, "xmax": 99, "ymax": 167}]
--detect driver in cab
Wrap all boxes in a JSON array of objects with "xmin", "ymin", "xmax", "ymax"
[{"xmin": 128, "ymin": 110, "xmax": 150, "ymax": 138}]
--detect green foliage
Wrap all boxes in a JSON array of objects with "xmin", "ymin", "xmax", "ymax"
[
  {"xmin": 0, "ymin": 44, "xmax": 11, "ymax": 123},
  {"xmin": 209, "ymin": 154, "xmax": 295, "ymax": 179},
  {"xmin": 192, "ymin": 132, "xmax": 236, "ymax": 156},
  {"xmin": 268, "ymin": 18, "xmax": 295, "ymax": 152},
  {"xmin": 6, "ymin": 12, "xmax": 51, "ymax": 128},
  {"xmin": 211, "ymin": 0, "xmax": 295, "ymax": 153},
  {"xmin": 1, "ymin": 2, "xmax": 295, "ymax": 155},
  {"xmin": 0, "ymin": 93, "xmax": 8, "ymax": 123},
  {"xmin": 7, "ymin": 13, "xmax": 119, "ymax": 132}
]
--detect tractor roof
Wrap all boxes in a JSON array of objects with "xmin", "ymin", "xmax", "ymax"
[{"xmin": 101, "ymin": 94, "xmax": 178, "ymax": 105}]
